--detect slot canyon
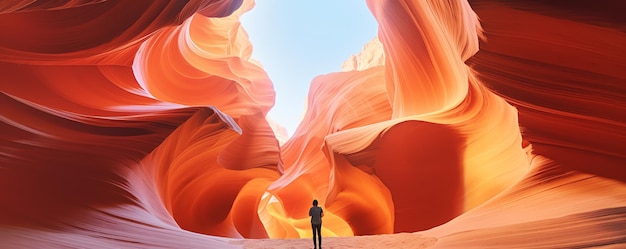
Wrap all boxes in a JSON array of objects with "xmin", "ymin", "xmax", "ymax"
[{"xmin": 1, "ymin": 0, "xmax": 625, "ymax": 248}]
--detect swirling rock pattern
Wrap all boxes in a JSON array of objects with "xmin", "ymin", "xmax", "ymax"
[{"xmin": 1, "ymin": 0, "xmax": 625, "ymax": 248}]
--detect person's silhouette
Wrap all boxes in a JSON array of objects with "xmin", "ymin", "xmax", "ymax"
[{"xmin": 309, "ymin": 199, "xmax": 323, "ymax": 249}]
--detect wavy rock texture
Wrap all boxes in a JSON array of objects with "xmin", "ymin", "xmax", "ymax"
[
  {"xmin": 423, "ymin": 1, "xmax": 626, "ymax": 247},
  {"xmin": 1, "ymin": 0, "xmax": 277, "ymax": 247},
  {"xmin": 1, "ymin": 0, "xmax": 625, "ymax": 248}
]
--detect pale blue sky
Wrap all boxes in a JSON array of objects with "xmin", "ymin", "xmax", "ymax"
[{"xmin": 240, "ymin": 1, "xmax": 378, "ymax": 136}]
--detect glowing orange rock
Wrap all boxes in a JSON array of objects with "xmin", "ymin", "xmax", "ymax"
[
  {"xmin": 2, "ymin": 0, "xmax": 626, "ymax": 247},
  {"xmin": 0, "ymin": 0, "xmax": 279, "ymax": 247},
  {"xmin": 133, "ymin": 5, "xmax": 275, "ymax": 116},
  {"xmin": 423, "ymin": 1, "xmax": 626, "ymax": 247},
  {"xmin": 141, "ymin": 107, "xmax": 279, "ymax": 238},
  {"xmin": 321, "ymin": 0, "xmax": 528, "ymax": 233},
  {"xmin": 256, "ymin": 66, "xmax": 393, "ymax": 237},
  {"xmin": 466, "ymin": 1, "xmax": 626, "ymax": 183}
]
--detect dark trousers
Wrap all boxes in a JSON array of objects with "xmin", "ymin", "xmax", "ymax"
[{"xmin": 312, "ymin": 223, "xmax": 322, "ymax": 248}]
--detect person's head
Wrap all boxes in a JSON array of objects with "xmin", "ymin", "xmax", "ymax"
[{"xmin": 312, "ymin": 199, "xmax": 318, "ymax": 206}]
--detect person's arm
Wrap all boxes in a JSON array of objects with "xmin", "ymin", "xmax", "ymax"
[
  {"xmin": 321, "ymin": 208, "xmax": 324, "ymax": 217},
  {"xmin": 309, "ymin": 207, "xmax": 312, "ymax": 217}
]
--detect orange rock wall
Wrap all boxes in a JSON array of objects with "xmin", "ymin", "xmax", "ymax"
[{"xmin": 1, "ymin": 0, "xmax": 625, "ymax": 247}]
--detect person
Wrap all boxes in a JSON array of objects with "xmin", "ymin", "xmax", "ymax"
[{"xmin": 309, "ymin": 199, "xmax": 324, "ymax": 249}]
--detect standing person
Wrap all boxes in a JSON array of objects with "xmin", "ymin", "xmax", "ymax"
[{"xmin": 309, "ymin": 199, "xmax": 323, "ymax": 249}]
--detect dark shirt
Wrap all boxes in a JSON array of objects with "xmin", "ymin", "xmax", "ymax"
[{"xmin": 309, "ymin": 206, "xmax": 323, "ymax": 225}]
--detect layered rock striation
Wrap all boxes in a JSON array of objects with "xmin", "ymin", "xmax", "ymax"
[{"xmin": 1, "ymin": 0, "xmax": 625, "ymax": 248}]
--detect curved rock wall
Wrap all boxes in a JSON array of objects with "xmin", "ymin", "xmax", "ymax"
[{"xmin": 1, "ymin": 0, "xmax": 625, "ymax": 247}]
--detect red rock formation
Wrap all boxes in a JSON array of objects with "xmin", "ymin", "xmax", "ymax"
[
  {"xmin": 467, "ymin": 0, "xmax": 626, "ymax": 182},
  {"xmin": 1, "ymin": 0, "xmax": 279, "ymax": 246},
  {"xmin": 258, "ymin": 66, "xmax": 394, "ymax": 237},
  {"xmin": 140, "ymin": 108, "xmax": 279, "ymax": 238},
  {"xmin": 322, "ymin": 0, "xmax": 528, "ymax": 233},
  {"xmin": 1, "ymin": 0, "xmax": 625, "ymax": 247},
  {"xmin": 423, "ymin": 1, "xmax": 626, "ymax": 247}
]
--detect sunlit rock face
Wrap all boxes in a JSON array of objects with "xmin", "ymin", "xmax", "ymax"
[
  {"xmin": 467, "ymin": 0, "xmax": 626, "ymax": 183},
  {"xmin": 423, "ymin": 0, "xmax": 626, "ymax": 247},
  {"xmin": 2, "ymin": 0, "xmax": 626, "ymax": 248},
  {"xmin": 1, "ymin": 0, "xmax": 276, "ymax": 247}
]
